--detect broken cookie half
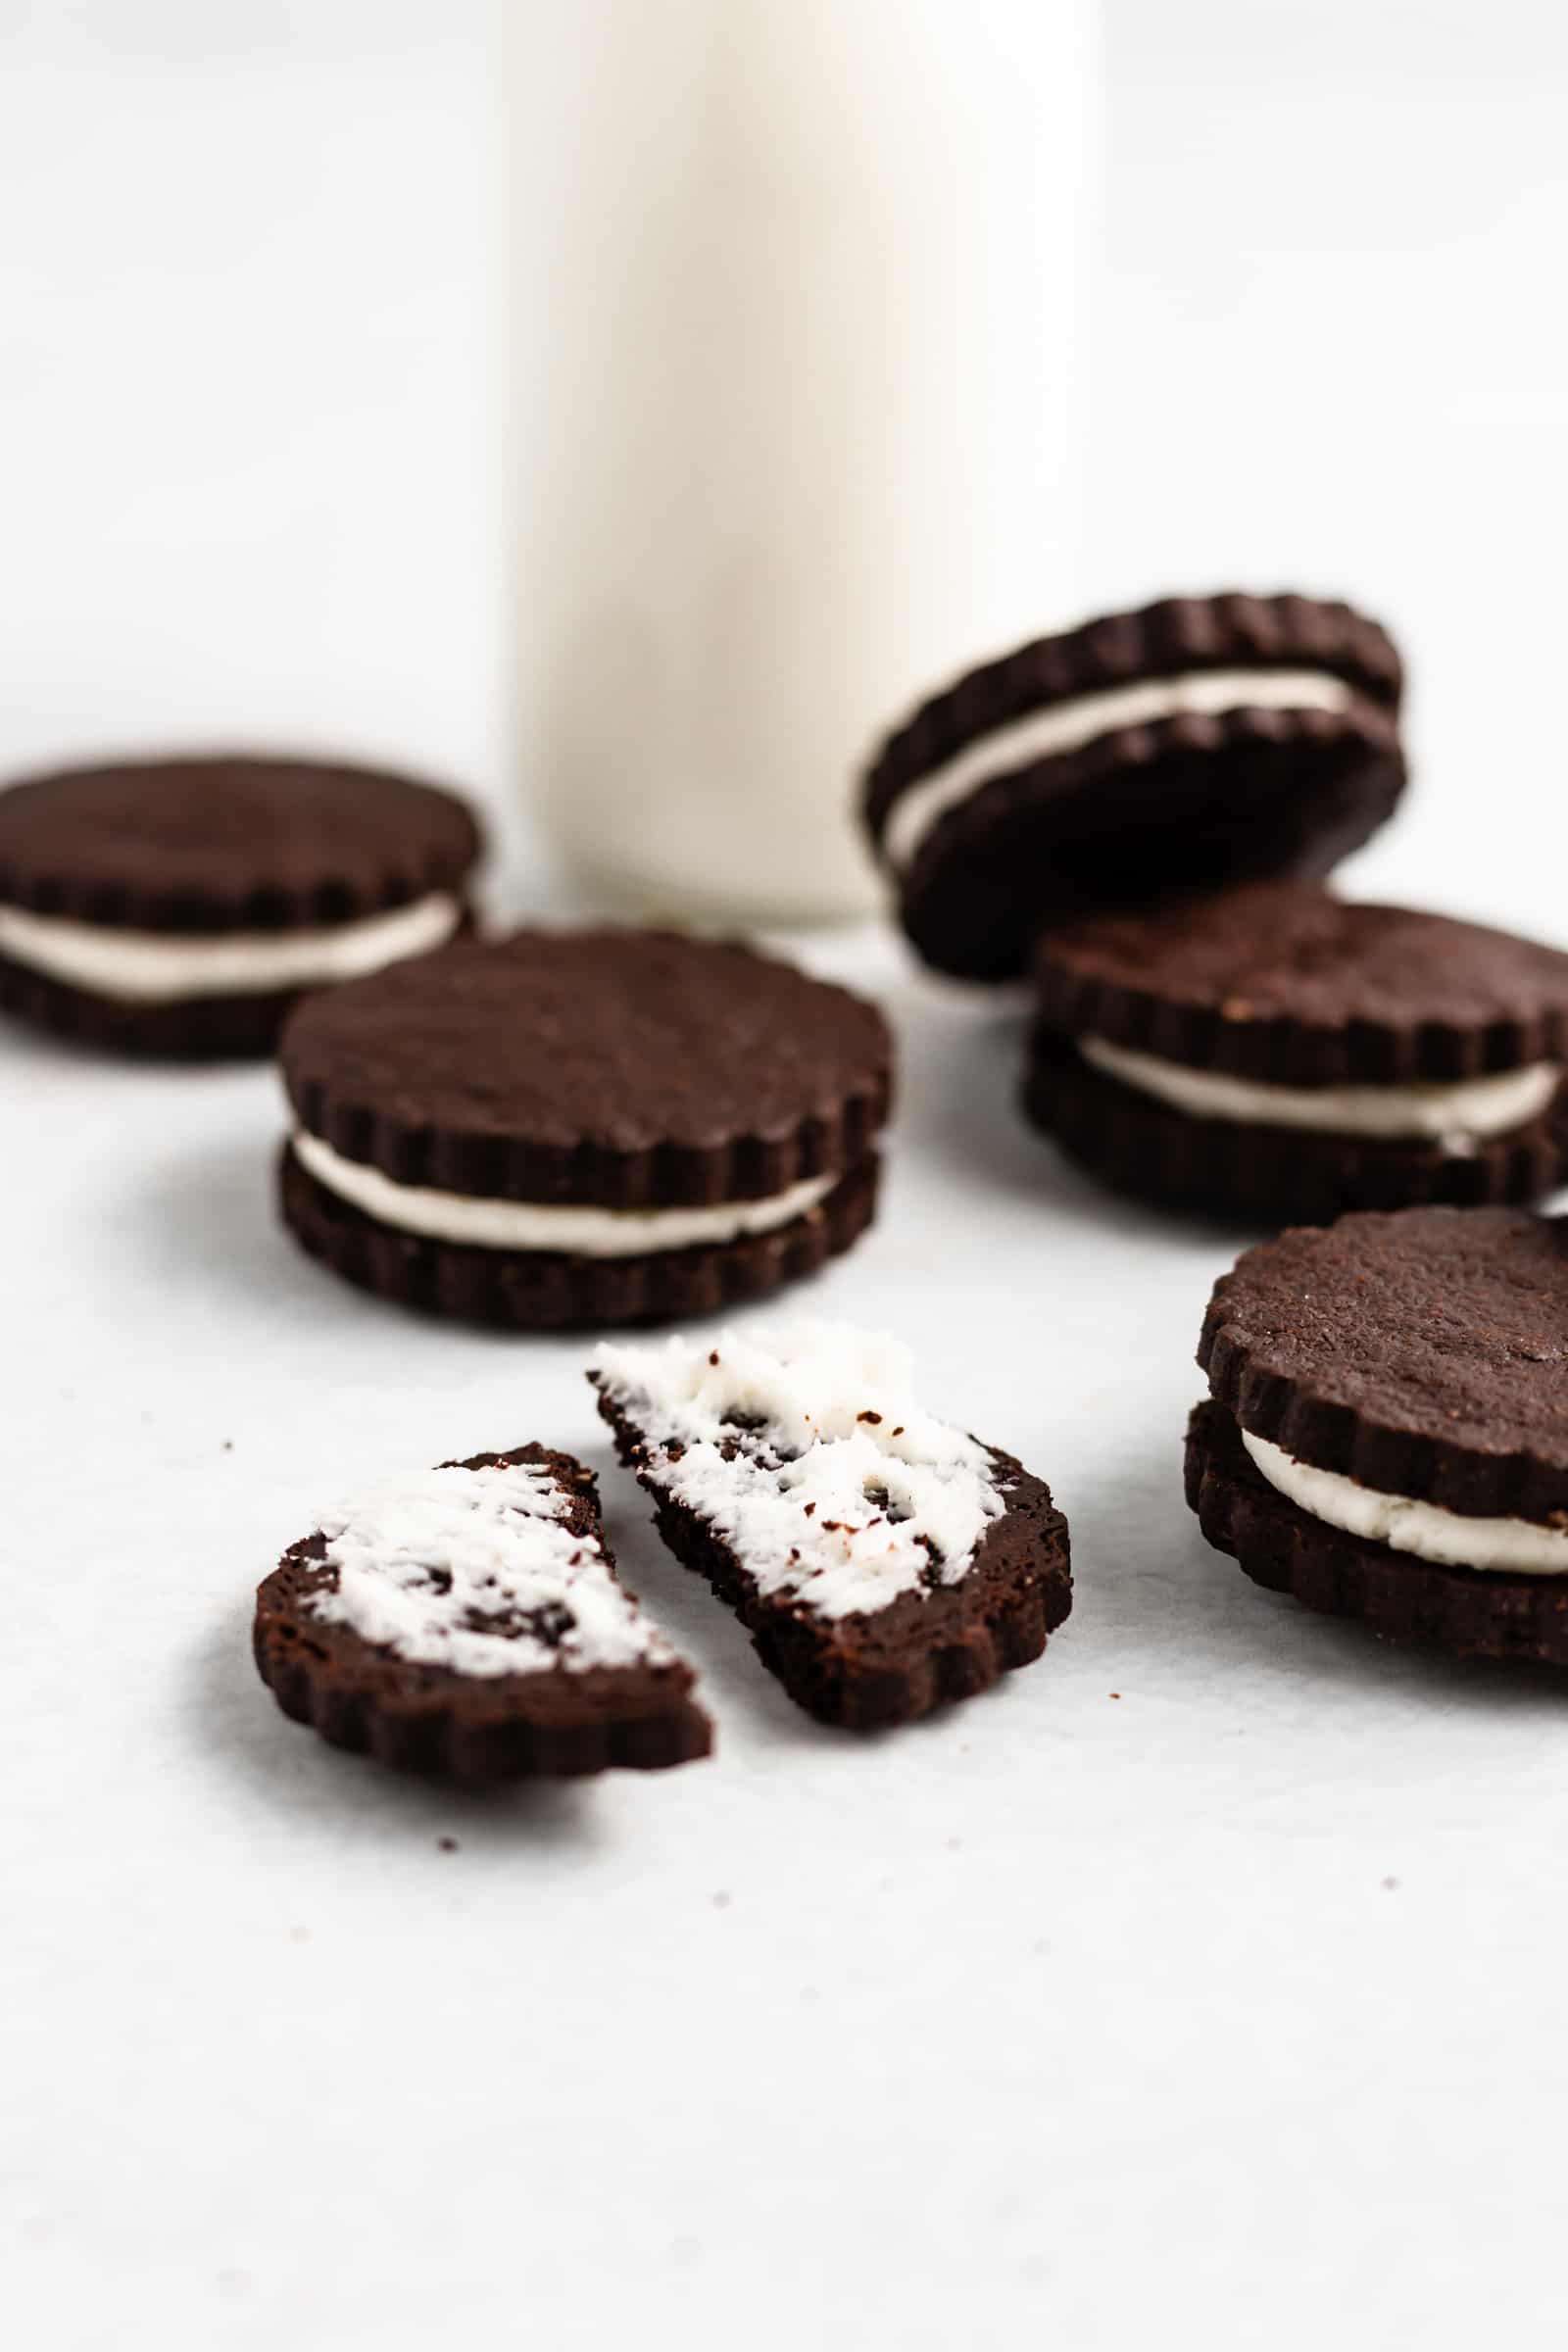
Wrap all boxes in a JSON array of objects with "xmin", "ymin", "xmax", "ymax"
[
  {"xmin": 254, "ymin": 1443, "xmax": 711, "ymax": 1781},
  {"xmin": 591, "ymin": 1323, "xmax": 1071, "ymax": 1729}
]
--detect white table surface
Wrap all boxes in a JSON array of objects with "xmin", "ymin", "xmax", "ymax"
[
  {"xmin": 10, "ymin": 7, "xmax": 1568, "ymax": 2349},
  {"xmin": 12, "ymin": 908, "xmax": 1568, "ymax": 2351}
]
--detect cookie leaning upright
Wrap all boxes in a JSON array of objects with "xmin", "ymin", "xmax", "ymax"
[
  {"xmin": 860, "ymin": 592, "xmax": 1404, "ymax": 980},
  {"xmin": 278, "ymin": 929, "xmax": 893, "ymax": 1329},
  {"xmin": 0, "ymin": 752, "xmax": 482, "ymax": 1055},
  {"xmin": 1025, "ymin": 885, "xmax": 1568, "ymax": 1223},
  {"xmin": 1187, "ymin": 1207, "xmax": 1568, "ymax": 1664}
]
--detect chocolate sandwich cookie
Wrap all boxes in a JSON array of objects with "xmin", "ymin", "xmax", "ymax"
[
  {"xmin": 255, "ymin": 1443, "xmax": 711, "ymax": 1779},
  {"xmin": 1187, "ymin": 1207, "xmax": 1568, "ymax": 1664},
  {"xmin": 0, "ymin": 752, "xmax": 482, "ymax": 1055},
  {"xmin": 279, "ymin": 929, "xmax": 892, "ymax": 1329},
  {"xmin": 1024, "ymin": 885, "xmax": 1568, "ymax": 1224},
  {"xmin": 592, "ymin": 1323, "xmax": 1071, "ymax": 1728},
  {"xmin": 861, "ymin": 592, "xmax": 1404, "ymax": 980}
]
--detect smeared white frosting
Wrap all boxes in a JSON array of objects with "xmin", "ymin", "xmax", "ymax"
[
  {"xmin": 1242, "ymin": 1430, "xmax": 1568, "ymax": 1576},
  {"xmin": 881, "ymin": 667, "xmax": 1355, "ymax": 872},
  {"xmin": 593, "ymin": 1321, "xmax": 1007, "ymax": 1622},
  {"xmin": 1080, "ymin": 1039, "xmax": 1560, "ymax": 1152},
  {"xmin": 307, "ymin": 1456, "xmax": 672, "ymax": 1676},
  {"xmin": 291, "ymin": 1129, "xmax": 838, "ymax": 1257},
  {"xmin": 0, "ymin": 891, "xmax": 461, "ymax": 1003}
]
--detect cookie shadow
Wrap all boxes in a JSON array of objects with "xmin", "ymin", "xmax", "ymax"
[
  {"xmin": 893, "ymin": 989, "xmax": 1217, "ymax": 1243},
  {"xmin": 188, "ymin": 1600, "xmax": 620, "ymax": 1848}
]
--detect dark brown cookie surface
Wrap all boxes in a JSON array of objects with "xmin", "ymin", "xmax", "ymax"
[
  {"xmin": 1022, "ymin": 1030, "xmax": 1568, "ymax": 1228},
  {"xmin": 0, "ymin": 752, "xmax": 481, "ymax": 930},
  {"xmin": 0, "ymin": 956, "xmax": 302, "ymax": 1060},
  {"xmin": 591, "ymin": 1334, "xmax": 1071, "ymax": 1729},
  {"xmin": 254, "ymin": 1444, "xmax": 711, "ymax": 1780},
  {"xmin": 280, "ymin": 1144, "xmax": 880, "ymax": 1331},
  {"xmin": 281, "ymin": 929, "xmax": 893, "ymax": 1207},
  {"xmin": 1199, "ymin": 1207, "xmax": 1568, "ymax": 1522},
  {"xmin": 861, "ymin": 593, "xmax": 1404, "ymax": 980},
  {"xmin": 1034, "ymin": 886, "xmax": 1568, "ymax": 1085},
  {"xmin": 1187, "ymin": 1398, "xmax": 1568, "ymax": 1667}
]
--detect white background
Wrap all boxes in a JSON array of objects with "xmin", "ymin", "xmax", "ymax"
[{"xmin": 6, "ymin": 7, "xmax": 1568, "ymax": 2348}]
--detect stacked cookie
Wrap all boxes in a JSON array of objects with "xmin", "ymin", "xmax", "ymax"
[
  {"xmin": 861, "ymin": 590, "xmax": 1568, "ymax": 1224},
  {"xmin": 0, "ymin": 752, "xmax": 482, "ymax": 1055},
  {"xmin": 1026, "ymin": 887, "xmax": 1568, "ymax": 1225},
  {"xmin": 861, "ymin": 589, "xmax": 1568, "ymax": 1675},
  {"xmin": 1187, "ymin": 1208, "xmax": 1568, "ymax": 1667},
  {"xmin": 278, "ymin": 929, "xmax": 893, "ymax": 1329}
]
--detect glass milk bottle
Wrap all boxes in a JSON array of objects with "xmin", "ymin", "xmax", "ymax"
[{"xmin": 510, "ymin": 0, "xmax": 1102, "ymax": 924}]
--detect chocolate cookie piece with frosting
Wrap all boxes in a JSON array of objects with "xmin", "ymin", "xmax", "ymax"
[
  {"xmin": 254, "ymin": 1443, "xmax": 711, "ymax": 1779},
  {"xmin": 278, "ymin": 928, "xmax": 892, "ymax": 1330},
  {"xmin": 0, "ymin": 752, "xmax": 481, "ymax": 1055},
  {"xmin": 860, "ymin": 591, "xmax": 1403, "ymax": 980},
  {"xmin": 592, "ymin": 1322, "xmax": 1071, "ymax": 1728},
  {"xmin": 1024, "ymin": 885, "xmax": 1568, "ymax": 1224},
  {"xmin": 1187, "ymin": 1206, "xmax": 1568, "ymax": 1663}
]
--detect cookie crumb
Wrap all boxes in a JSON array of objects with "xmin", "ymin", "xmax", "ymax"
[{"xmin": 1108, "ymin": 1690, "xmax": 1121, "ymax": 1700}]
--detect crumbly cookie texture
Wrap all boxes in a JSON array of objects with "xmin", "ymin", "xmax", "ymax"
[
  {"xmin": 593, "ymin": 1321, "xmax": 1072, "ymax": 1729},
  {"xmin": 594, "ymin": 1323, "xmax": 1006, "ymax": 1622},
  {"xmin": 253, "ymin": 1444, "xmax": 710, "ymax": 1780},
  {"xmin": 308, "ymin": 1454, "xmax": 675, "ymax": 1676}
]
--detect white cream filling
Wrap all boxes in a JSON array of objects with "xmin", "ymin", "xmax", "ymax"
[
  {"xmin": 593, "ymin": 1322, "xmax": 1006, "ymax": 1622},
  {"xmin": 1080, "ymin": 1038, "xmax": 1560, "ymax": 1152},
  {"xmin": 1242, "ymin": 1430, "xmax": 1568, "ymax": 1577},
  {"xmin": 292, "ymin": 1129, "xmax": 839, "ymax": 1257},
  {"xmin": 881, "ymin": 666, "xmax": 1355, "ymax": 872},
  {"xmin": 311, "ymin": 1456, "xmax": 673, "ymax": 1676},
  {"xmin": 0, "ymin": 891, "xmax": 461, "ymax": 1003}
]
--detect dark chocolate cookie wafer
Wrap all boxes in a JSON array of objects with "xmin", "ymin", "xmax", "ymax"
[
  {"xmin": 1024, "ymin": 887, "xmax": 1568, "ymax": 1224},
  {"xmin": 255, "ymin": 1443, "xmax": 711, "ymax": 1779},
  {"xmin": 592, "ymin": 1324, "xmax": 1071, "ymax": 1728},
  {"xmin": 0, "ymin": 752, "xmax": 482, "ymax": 1056},
  {"xmin": 279, "ymin": 929, "xmax": 893, "ymax": 1330},
  {"xmin": 1187, "ymin": 1400, "xmax": 1568, "ymax": 1665},
  {"xmin": 1188, "ymin": 1207, "xmax": 1568, "ymax": 1663},
  {"xmin": 861, "ymin": 592, "xmax": 1404, "ymax": 979}
]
